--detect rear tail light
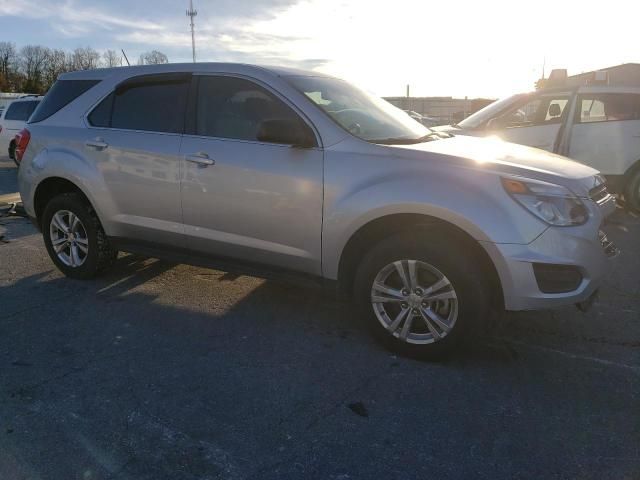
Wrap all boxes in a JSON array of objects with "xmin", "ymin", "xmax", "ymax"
[{"xmin": 14, "ymin": 128, "xmax": 30, "ymax": 164}]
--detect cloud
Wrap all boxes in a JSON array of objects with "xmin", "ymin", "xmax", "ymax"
[{"xmin": 0, "ymin": 0, "xmax": 327, "ymax": 71}]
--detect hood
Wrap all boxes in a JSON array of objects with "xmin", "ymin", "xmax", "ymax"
[{"xmin": 390, "ymin": 135, "xmax": 600, "ymax": 197}]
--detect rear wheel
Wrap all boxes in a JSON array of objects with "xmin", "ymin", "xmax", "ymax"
[
  {"xmin": 42, "ymin": 193, "xmax": 118, "ymax": 279},
  {"xmin": 9, "ymin": 141, "xmax": 17, "ymax": 166},
  {"xmin": 625, "ymin": 168, "xmax": 640, "ymax": 213},
  {"xmin": 354, "ymin": 231, "xmax": 490, "ymax": 359}
]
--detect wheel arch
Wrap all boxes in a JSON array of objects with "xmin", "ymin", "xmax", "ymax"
[
  {"xmin": 623, "ymin": 157, "xmax": 640, "ymax": 184},
  {"xmin": 336, "ymin": 213, "xmax": 504, "ymax": 308},
  {"xmin": 33, "ymin": 177, "xmax": 93, "ymax": 229}
]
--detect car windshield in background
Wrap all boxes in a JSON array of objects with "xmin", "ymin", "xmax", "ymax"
[
  {"xmin": 286, "ymin": 75, "xmax": 430, "ymax": 144},
  {"xmin": 457, "ymin": 94, "xmax": 524, "ymax": 129}
]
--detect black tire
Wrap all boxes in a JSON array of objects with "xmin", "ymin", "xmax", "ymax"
[
  {"xmin": 624, "ymin": 168, "xmax": 640, "ymax": 213},
  {"xmin": 9, "ymin": 141, "xmax": 17, "ymax": 166},
  {"xmin": 354, "ymin": 231, "xmax": 490, "ymax": 360},
  {"xmin": 42, "ymin": 193, "xmax": 118, "ymax": 279}
]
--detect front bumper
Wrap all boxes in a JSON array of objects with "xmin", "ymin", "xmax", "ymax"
[{"xmin": 481, "ymin": 223, "xmax": 616, "ymax": 311}]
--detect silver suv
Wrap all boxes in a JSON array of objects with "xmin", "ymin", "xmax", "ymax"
[{"xmin": 18, "ymin": 63, "xmax": 618, "ymax": 358}]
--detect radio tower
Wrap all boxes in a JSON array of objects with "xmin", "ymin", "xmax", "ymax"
[{"xmin": 186, "ymin": 0, "xmax": 197, "ymax": 63}]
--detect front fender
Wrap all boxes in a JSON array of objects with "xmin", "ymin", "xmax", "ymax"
[{"xmin": 321, "ymin": 154, "xmax": 547, "ymax": 280}]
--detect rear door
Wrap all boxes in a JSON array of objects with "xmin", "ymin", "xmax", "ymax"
[
  {"xmin": 487, "ymin": 92, "xmax": 573, "ymax": 152},
  {"xmin": 85, "ymin": 73, "xmax": 190, "ymax": 246},
  {"xmin": 179, "ymin": 74, "xmax": 324, "ymax": 274},
  {"xmin": 568, "ymin": 93, "xmax": 640, "ymax": 175}
]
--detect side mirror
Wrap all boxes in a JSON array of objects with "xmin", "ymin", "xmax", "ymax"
[
  {"xmin": 485, "ymin": 117, "xmax": 501, "ymax": 130},
  {"xmin": 256, "ymin": 119, "xmax": 316, "ymax": 148},
  {"xmin": 548, "ymin": 103, "xmax": 562, "ymax": 118}
]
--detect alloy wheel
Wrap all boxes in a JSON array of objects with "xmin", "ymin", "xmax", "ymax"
[
  {"xmin": 371, "ymin": 259, "xmax": 458, "ymax": 344},
  {"xmin": 49, "ymin": 210, "xmax": 89, "ymax": 267}
]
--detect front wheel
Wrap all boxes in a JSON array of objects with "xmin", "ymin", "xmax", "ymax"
[{"xmin": 354, "ymin": 232, "xmax": 490, "ymax": 359}]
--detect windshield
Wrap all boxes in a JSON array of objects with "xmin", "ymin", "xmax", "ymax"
[
  {"xmin": 286, "ymin": 75, "xmax": 430, "ymax": 143},
  {"xmin": 457, "ymin": 94, "xmax": 525, "ymax": 129}
]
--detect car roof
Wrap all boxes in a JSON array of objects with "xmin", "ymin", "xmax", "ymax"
[
  {"xmin": 11, "ymin": 95, "xmax": 43, "ymax": 102},
  {"xmin": 58, "ymin": 63, "xmax": 331, "ymax": 81},
  {"xmin": 576, "ymin": 85, "xmax": 640, "ymax": 94}
]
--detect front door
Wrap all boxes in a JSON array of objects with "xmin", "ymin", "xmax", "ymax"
[
  {"xmin": 568, "ymin": 93, "xmax": 640, "ymax": 175},
  {"xmin": 180, "ymin": 75, "xmax": 324, "ymax": 275},
  {"xmin": 489, "ymin": 93, "xmax": 572, "ymax": 152}
]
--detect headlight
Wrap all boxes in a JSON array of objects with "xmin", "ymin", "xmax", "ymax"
[{"xmin": 501, "ymin": 177, "xmax": 589, "ymax": 226}]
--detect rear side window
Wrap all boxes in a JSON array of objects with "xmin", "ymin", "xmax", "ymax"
[
  {"xmin": 577, "ymin": 93, "xmax": 640, "ymax": 123},
  {"xmin": 30, "ymin": 80, "xmax": 99, "ymax": 123},
  {"xmin": 5, "ymin": 100, "xmax": 40, "ymax": 121},
  {"xmin": 89, "ymin": 74, "xmax": 190, "ymax": 134}
]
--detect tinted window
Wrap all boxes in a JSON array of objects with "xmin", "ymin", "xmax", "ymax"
[
  {"xmin": 577, "ymin": 94, "xmax": 640, "ymax": 123},
  {"xmin": 30, "ymin": 80, "xmax": 99, "ymax": 123},
  {"xmin": 88, "ymin": 93, "xmax": 114, "ymax": 128},
  {"xmin": 191, "ymin": 76, "xmax": 308, "ymax": 142},
  {"xmin": 109, "ymin": 75, "xmax": 190, "ymax": 133},
  {"xmin": 5, "ymin": 100, "xmax": 40, "ymax": 121}
]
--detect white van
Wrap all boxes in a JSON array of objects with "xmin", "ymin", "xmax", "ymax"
[
  {"xmin": 0, "ymin": 96, "xmax": 42, "ymax": 164},
  {"xmin": 435, "ymin": 86, "xmax": 640, "ymax": 210}
]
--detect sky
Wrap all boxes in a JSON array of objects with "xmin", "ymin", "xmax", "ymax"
[{"xmin": 0, "ymin": 0, "xmax": 636, "ymax": 98}]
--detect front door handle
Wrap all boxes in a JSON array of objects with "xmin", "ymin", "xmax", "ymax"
[
  {"xmin": 85, "ymin": 138, "xmax": 109, "ymax": 150},
  {"xmin": 185, "ymin": 152, "xmax": 215, "ymax": 166}
]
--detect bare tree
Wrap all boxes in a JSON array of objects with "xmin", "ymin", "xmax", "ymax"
[
  {"xmin": 103, "ymin": 49, "xmax": 122, "ymax": 68},
  {"xmin": 20, "ymin": 44, "xmax": 50, "ymax": 92},
  {"xmin": 71, "ymin": 47, "xmax": 101, "ymax": 71},
  {"xmin": 0, "ymin": 42, "xmax": 17, "ymax": 87},
  {"xmin": 43, "ymin": 49, "xmax": 69, "ymax": 89},
  {"xmin": 138, "ymin": 50, "xmax": 169, "ymax": 65}
]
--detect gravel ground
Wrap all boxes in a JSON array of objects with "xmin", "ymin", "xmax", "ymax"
[{"xmin": 0, "ymin": 156, "xmax": 638, "ymax": 479}]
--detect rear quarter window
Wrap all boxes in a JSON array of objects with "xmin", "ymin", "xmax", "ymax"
[{"xmin": 30, "ymin": 79, "xmax": 100, "ymax": 123}]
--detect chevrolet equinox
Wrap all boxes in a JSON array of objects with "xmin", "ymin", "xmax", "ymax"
[{"xmin": 17, "ymin": 64, "xmax": 618, "ymax": 358}]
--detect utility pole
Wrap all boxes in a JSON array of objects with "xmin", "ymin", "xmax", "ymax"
[{"xmin": 186, "ymin": 0, "xmax": 198, "ymax": 63}]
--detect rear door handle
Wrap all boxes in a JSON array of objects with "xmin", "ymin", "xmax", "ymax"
[
  {"xmin": 185, "ymin": 152, "xmax": 215, "ymax": 166},
  {"xmin": 85, "ymin": 138, "xmax": 109, "ymax": 150}
]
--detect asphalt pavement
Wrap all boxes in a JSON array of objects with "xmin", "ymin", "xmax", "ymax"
[{"xmin": 0, "ymin": 156, "xmax": 638, "ymax": 479}]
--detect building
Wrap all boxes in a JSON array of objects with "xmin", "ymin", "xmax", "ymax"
[
  {"xmin": 567, "ymin": 63, "xmax": 640, "ymax": 88},
  {"xmin": 384, "ymin": 96, "xmax": 494, "ymax": 125}
]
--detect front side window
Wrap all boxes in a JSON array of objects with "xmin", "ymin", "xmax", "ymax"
[
  {"xmin": 577, "ymin": 94, "xmax": 640, "ymax": 123},
  {"xmin": 5, "ymin": 100, "xmax": 40, "ymax": 121},
  {"xmin": 189, "ymin": 75, "xmax": 310, "ymax": 143},
  {"xmin": 493, "ymin": 95, "xmax": 570, "ymax": 129},
  {"xmin": 88, "ymin": 74, "xmax": 190, "ymax": 134},
  {"xmin": 285, "ymin": 75, "xmax": 429, "ymax": 143}
]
